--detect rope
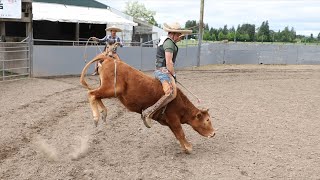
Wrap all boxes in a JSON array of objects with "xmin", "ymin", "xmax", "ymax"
[
  {"xmin": 186, "ymin": 25, "xmax": 200, "ymax": 30},
  {"xmin": 83, "ymin": 37, "xmax": 103, "ymax": 63},
  {"xmin": 176, "ymin": 80, "xmax": 201, "ymax": 103},
  {"xmin": 168, "ymin": 70, "xmax": 201, "ymax": 103}
]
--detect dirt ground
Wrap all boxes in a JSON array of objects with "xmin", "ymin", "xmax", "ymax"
[{"xmin": 1, "ymin": 64, "xmax": 320, "ymax": 180}]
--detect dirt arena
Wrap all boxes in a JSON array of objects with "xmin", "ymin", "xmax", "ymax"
[{"xmin": 1, "ymin": 64, "xmax": 320, "ymax": 179}]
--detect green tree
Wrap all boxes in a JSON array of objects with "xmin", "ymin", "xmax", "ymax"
[
  {"xmin": 237, "ymin": 24, "xmax": 255, "ymax": 41},
  {"xmin": 229, "ymin": 26, "xmax": 235, "ymax": 34},
  {"xmin": 290, "ymin": 27, "xmax": 297, "ymax": 42},
  {"xmin": 239, "ymin": 33, "xmax": 250, "ymax": 42},
  {"xmin": 274, "ymin": 30, "xmax": 281, "ymax": 42},
  {"xmin": 124, "ymin": 1, "xmax": 158, "ymax": 26},
  {"xmin": 278, "ymin": 26, "xmax": 296, "ymax": 42},
  {"xmin": 203, "ymin": 31, "xmax": 212, "ymax": 41},
  {"xmin": 211, "ymin": 33, "xmax": 217, "ymax": 41},
  {"xmin": 227, "ymin": 32, "xmax": 235, "ymax": 41},
  {"xmin": 257, "ymin": 20, "xmax": 270, "ymax": 42},
  {"xmin": 204, "ymin": 23, "xmax": 209, "ymax": 31},
  {"xmin": 218, "ymin": 31, "xmax": 227, "ymax": 41},
  {"xmin": 183, "ymin": 19, "xmax": 311, "ymax": 43},
  {"xmin": 209, "ymin": 28, "xmax": 218, "ymax": 41},
  {"xmin": 280, "ymin": 26, "xmax": 291, "ymax": 42},
  {"xmin": 269, "ymin": 30, "xmax": 276, "ymax": 42},
  {"xmin": 185, "ymin": 20, "xmax": 197, "ymax": 31},
  {"xmin": 307, "ymin": 33, "xmax": 316, "ymax": 43},
  {"xmin": 222, "ymin": 25, "xmax": 228, "ymax": 35}
]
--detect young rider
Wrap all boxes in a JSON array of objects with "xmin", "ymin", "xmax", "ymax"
[{"xmin": 141, "ymin": 22, "xmax": 192, "ymax": 128}]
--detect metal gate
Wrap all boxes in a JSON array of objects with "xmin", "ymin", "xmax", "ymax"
[{"xmin": 0, "ymin": 39, "xmax": 31, "ymax": 81}]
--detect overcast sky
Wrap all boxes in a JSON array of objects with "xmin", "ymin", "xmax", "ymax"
[{"xmin": 97, "ymin": 0, "xmax": 320, "ymax": 36}]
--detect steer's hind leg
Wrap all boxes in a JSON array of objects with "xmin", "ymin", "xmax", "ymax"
[
  {"xmin": 88, "ymin": 91, "xmax": 100, "ymax": 127},
  {"xmin": 97, "ymin": 99, "xmax": 108, "ymax": 123},
  {"xmin": 88, "ymin": 87, "xmax": 116, "ymax": 127}
]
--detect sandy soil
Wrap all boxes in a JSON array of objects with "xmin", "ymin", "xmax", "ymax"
[{"xmin": 0, "ymin": 64, "xmax": 320, "ymax": 180}]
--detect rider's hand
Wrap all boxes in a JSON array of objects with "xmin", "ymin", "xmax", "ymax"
[
  {"xmin": 91, "ymin": 37, "xmax": 99, "ymax": 44},
  {"xmin": 172, "ymin": 74, "xmax": 177, "ymax": 82}
]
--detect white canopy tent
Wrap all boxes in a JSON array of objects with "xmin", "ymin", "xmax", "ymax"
[{"xmin": 32, "ymin": 2, "xmax": 137, "ymax": 26}]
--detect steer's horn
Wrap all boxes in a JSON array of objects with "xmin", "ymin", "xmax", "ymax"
[{"xmin": 200, "ymin": 108, "xmax": 209, "ymax": 112}]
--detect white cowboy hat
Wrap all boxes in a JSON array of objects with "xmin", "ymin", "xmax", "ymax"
[
  {"xmin": 105, "ymin": 25, "xmax": 122, "ymax": 32},
  {"xmin": 163, "ymin": 22, "xmax": 192, "ymax": 35}
]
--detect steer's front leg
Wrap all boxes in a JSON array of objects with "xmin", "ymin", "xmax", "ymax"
[{"xmin": 168, "ymin": 120, "xmax": 193, "ymax": 154}]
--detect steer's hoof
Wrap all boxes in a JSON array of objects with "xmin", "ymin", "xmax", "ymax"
[
  {"xmin": 141, "ymin": 114, "xmax": 152, "ymax": 128},
  {"xmin": 183, "ymin": 144, "xmax": 193, "ymax": 154},
  {"xmin": 93, "ymin": 119, "xmax": 98, "ymax": 127},
  {"xmin": 184, "ymin": 148, "xmax": 192, "ymax": 154},
  {"xmin": 101, "ymin": 111, "xmax": 107, "ymax": 123}
]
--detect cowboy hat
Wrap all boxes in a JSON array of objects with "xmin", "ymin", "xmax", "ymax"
[
  {"xmin": 105, "ymin": 25, "xmax": 122, "ymax": 32},
  {"xmin": 163, "ymin": 22, "xmax": 192, "ymax": 35}
]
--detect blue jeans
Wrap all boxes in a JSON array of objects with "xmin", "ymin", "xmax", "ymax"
[{"xmin": 154, "ymin": 68, "xmax": 172, "ymax": 83}]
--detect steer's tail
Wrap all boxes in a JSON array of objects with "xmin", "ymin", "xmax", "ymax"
[{"xmin": 80, "ymin": 53, "xmax": 106, "ymax": 90}]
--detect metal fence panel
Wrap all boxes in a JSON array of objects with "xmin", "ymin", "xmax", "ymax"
[
  {"xmin": 33, "ymin": 45, "xmax": 98, "ymax": 76},
  {"xmin": 201, "ymin": 44, "xmax": 225, "ymax": 64},
  {"xmin": 117, "ymin": 47, "xmax": 142, "ymax": 70},
  {"xmin": 297, "ymin": 45, "xmax": 320, "ymax": 64},
  {"xmin": 32, "ymin": 42, "xmax": 320, "ymax": 77},
  {"xmin": 176, "ymin": 46, "xmax": 198, "ymax": 68},
  {"xmin": 225, "ymin": 50, "xmax": 259, "ymax": 64},
  {"xmin": 259, "ymin": 44, "xmax": 297, "ymax": 64},
  {"xmin": 0, "ymin": 42, "xmax": 30, "ymax": 81},
  {"xmin": 141, "ymin": 47, "xmax": 156, "ymax": 71}
]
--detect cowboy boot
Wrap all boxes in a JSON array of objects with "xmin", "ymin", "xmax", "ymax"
[
  {"xmin": 92, "ymin": 66, "xmax": 99, "ymax": 75},
  {"xmin": 92, "ymin": 61, "xmax": 103, "ymax": 75},
  {"xmin": 141, "ymin": 94, "xmax": 174, "ymax": 128}
]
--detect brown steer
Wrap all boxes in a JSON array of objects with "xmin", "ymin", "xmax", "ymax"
[{"xmin": 80, "ymin": 53, "xmax": 215, "ymax": 153}]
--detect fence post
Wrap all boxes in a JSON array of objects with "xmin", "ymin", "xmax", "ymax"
[
  {"xmin": 140, "ymin": 42, "xmax": 143, "ymax": 71},
  {"xmin": 28, "ymin": 36, "xmax": 33, "ymax": 77},
  {"xmin": 197, "ymin": 0, "xmax": 204, "ymax": 67},
  {"xmin": 2, "ymin": 55, "xmax": 4, "ymax": 81}
]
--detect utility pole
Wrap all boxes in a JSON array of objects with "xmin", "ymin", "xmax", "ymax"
[{"xmin": 197, "ymin": 0, "xmax": 204, "ymax": 67}]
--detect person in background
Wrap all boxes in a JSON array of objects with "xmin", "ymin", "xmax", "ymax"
[
  {"xmin": 91, "ymin": 25, "xmax": 123, "ymax": 75},
  {"xmin": 0, "ymin": 35, "xmax": 6, "ymax": 42},
  {"xmin": 141, "ymin": 22, "xmax": 192, "ymax": 128}
]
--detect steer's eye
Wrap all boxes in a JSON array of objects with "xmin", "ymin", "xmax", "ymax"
[{"xmin": 196, "ymin": 112, "xmax": 202, "ymax": 119}]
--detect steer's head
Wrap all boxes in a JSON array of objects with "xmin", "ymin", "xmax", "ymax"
[
  {"xmin": 189, "ymin": 108, "xmax": 215, "ymax": 138},
  {"xmin": 106, "ymin": 42, "xmax": 121, "ymax": 57}
]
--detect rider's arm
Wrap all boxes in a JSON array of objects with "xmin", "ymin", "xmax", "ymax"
[
  {"xmin": 163, "ymin": 40, "xmax": 175, "ymax": 76},
  {"xmin": 165, "ymin": 51, "xmax": 175, "ymax": 76},
  {"xmin": 99, "ymin": 35, "xmax": 108, "ymax": 43},
  {"xmin": 116, "ymin": 37, "xmax": 123, "ymax": 47}
]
